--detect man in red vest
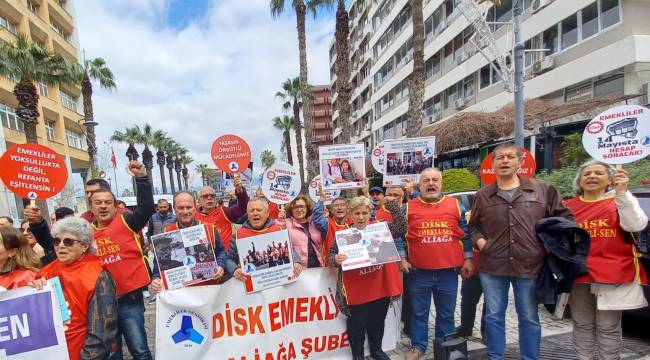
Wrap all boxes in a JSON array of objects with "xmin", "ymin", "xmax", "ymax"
[
  {"xmin": 195, "ymin": 174, "xmax": 249, "ymax": 250},
  {"xmin": 403, "ymin": 168, "xmax": 473, "ymax": 360},
  {"xmin": 90, "ymin": 160, "xmax": 154, "ymax": 360}
]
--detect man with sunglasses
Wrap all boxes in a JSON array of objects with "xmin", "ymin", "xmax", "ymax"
[{"xmin": 195, "ymin": 174, "xmax": 249, "ymax": 251}]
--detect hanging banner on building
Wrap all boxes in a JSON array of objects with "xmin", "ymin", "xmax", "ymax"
[
  {"xmin": 480, "ymin": 147, "xmax": 537, "ymax": 185},
  {"xmin": 0, "ymin": 284, "xmax": 69, "ymax": 360},
  {"xmin": 211, "ymin": 134, "xmax": 252, "ymax": 174},
  {"xmin": 371, "ymin": 141, "xmax": 386, "ymax": 174},
  {"xmin": 236, "ymin": 229, "xmax": 295, "ymax": 293},
  {"xmin": 319, "ymin": 144, "xmax": 366, "ymax": 191},
  {"xmin": 582, "ymin": 104, "xmax": 650, "ymax": 164},
  {"xmin": 155, "ymin": 268, "xmax": 399, "ymax": 360},
  {"xmin": 0, "ymin": 143, "xmax": 68, "ymax": 200},
  {"xmin": 335, "ymin": 222, "xmax": 400, "ymax": 271},
  {"xmin": 308, "ymin": 175, "xmax": 341, "ymax": 205},
  {"xmin": 262, "ymin": 162, "xmax": 301, "ymax": 205},
  {"xmin": 152, "ymin": 225, "xmax": 220, "ymax": 290},
  {"xmin": 382, "ymin": 137, "xmax": 435, "ymax": 186}
]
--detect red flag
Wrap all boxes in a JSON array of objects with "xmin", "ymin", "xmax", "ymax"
[{"xmin": 110, "ymin": 147, "xmax": 117, "ymax": 168}]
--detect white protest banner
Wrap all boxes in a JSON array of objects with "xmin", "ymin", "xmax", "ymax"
[
  {"xmin": 152, "ymin": 224, "xmax": 220, "ymax": 290},
  {"xmin": 308, "ymin": 175, "xmax": 341, "ymax": 205},
  {"xmin": 582, "ymin": 104, "xmax": 650, "ymax": 164},
  {"xmin": 371, "ymin": 141, "xmax": 386, "ymax": 174},
  {"xmin": 237, "ymin": 229, "xmax": 295, "ymax": 293},
  {"xmin": 382, "ymin": 137, "xmax": 435, "ymax": 186},
  {"xmin": 319, "ymin": 144, "xmax": 366, "ymax": 191},
  {"xmin": 156, "ymin": 269, "xmax": 400, "ymax": 360},
  {"xmin": 262, "ymin": 162, "xmax": 301, "ymax": 205},
  {"xmin": 335, "ymin": 222, "xmax": 401, "ymax": 271},
  {"xmin": 0, "ymin": 284, "xmax": 69, "ymax": 360}
]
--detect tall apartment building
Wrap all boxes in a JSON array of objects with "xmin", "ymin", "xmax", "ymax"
[
  {"xmin": 329, "ymin": 0, "xmax": 650, "ymax": 167},
  {"xmin": 312, "ymin": 85, "xmax": 333, "ymax": 147},
  {"xmin": 0, "ymin": 0, "xmax": 87, "ymax": 219}
]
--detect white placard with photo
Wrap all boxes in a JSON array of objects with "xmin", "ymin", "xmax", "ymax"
[
  {"xmin": 335, "ymin": 222, "xmax": 401, "ymax": 271},
  {"xmin": 319, "ymin": 144, "xmax": 366, "ymax": 191},
  {"xmin": 236, "ymin": 229, "xmax": 295, "ymax": 293},
  {"xmin": 152, "ymin": 224, "xmax": 220, "ymax": 290},
  {"xmin": 308, "ymin": 175, "xmax": 341, "ymax": 205},
  {"xmin": 261, "ymin": 162, "xmax": 301, "ymax": 205},
  {"xmin": 382, "ymin": 137, "xmax": 435, "ymax": 186}
]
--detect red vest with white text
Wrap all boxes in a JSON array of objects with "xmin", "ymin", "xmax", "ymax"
[
  {"xmin": 566, "ymin": 196, "xmax": 649, "ymax": 284},
  {"xmin": 323, "ymin": 218, "xmax": 351, "ymax": 267},
  {"xmin": 40, "ymin": 254, "xmax": 104, "ymax": 360},
  {"xmin": 0, "ymin": 267, "xmax": 37, "ymax": 290},
  {"xmin": 196, "ymin": 207, "xmax": 235, "ymax": 250},
  {"xmin": 93, "ymin": 215, "xmax": 151, "ymax": 296},
  {"xmin": 237, "ymin": 223, "xmax": 283, "ymax": 240},
  {"xmin": 406, "ymin": 196, "xmax": 465, "ymax": 270}
]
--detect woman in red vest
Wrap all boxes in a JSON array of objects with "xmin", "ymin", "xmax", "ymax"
[
  {"xmin": 565, "ymin": 160, "xmax": 648, "ymax": 359},
  {"xmin": 35, "ymin": 217, "xmax": 118, "ymax": 360},
  {"xmin": 0, "ymin": 227, "xmax": 40, "ymax": 290},
  {"xmin": 329, "ymin": 196, "xmax": 406, "ymax": 360},
  {"xmin": 277, "ymin": 195, "xmax": 328, "ymax": 268}
]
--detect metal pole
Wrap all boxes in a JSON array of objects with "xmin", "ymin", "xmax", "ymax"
[
  {"xmin": 513, "ymin": 0, "xmax": 525, "ymax": 147},
  {"xmin": 113, "ymin": 166, "xmax": 119, "ymax": 197}
]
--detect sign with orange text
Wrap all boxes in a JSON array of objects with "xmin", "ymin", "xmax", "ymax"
[
  {"xmin": 211, "ymin": 134, "xmax": 252, "ymax": 174},
  {"xmin": 155, "ymin": 269, "xmax": 399, "ymax": 360},
  {"xmin": 0, "ymin": 143, "xmax": 68, "ymax": 200},
  {"xmin": 480, "ymin": 147, "xmax": 536, "ymax": 185}
]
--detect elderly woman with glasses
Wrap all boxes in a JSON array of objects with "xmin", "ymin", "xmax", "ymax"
[
  {"xmin": 34, "ymin": 217, "xmax": 117, "ymax": 360},
  {"xmin": 565, "ymin": 160, "xmax": 648, "ymax": 360},
  {"xmin": 0, "ymin": 227, "xmax": 41, "ymax": 290},
  {"xmin": 277, "ymin": 195, "xmax": 328, "ymax": 268}
]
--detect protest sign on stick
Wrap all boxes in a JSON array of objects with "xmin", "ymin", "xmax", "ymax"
[
  {"xmin": 211, "ymin": 134, "xmax": 252, "ymax": 174},
  {"xmin": 382, "ymin": 137, "xmax": 435, "ymax": 186},
  {"xmin": 308, "ymin": 175, "xmax": 340, "ymax": 205},
  {"xmin": 319, "ymin": 144, "xmax": 366, "ymax": 191},
  {"xmin": 371, "ymin": 141, "xmax": 386, "ymax": 174},
  {"xmin": 261, "ymin": 162, "xmax": 301, "ymax": 205}
]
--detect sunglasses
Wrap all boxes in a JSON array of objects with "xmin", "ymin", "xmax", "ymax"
[
  {"xmin": 54, "ymin": 237, "xmax": 81, "ymax": 247},
  {"xmin": 201, "ymin": 194, "xmax": 216, "ymax": 199}
]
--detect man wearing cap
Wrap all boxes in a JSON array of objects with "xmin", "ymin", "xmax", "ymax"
[
  {"xmin": 195, "ymin": 174, "xmax": 249, "ymax": 251},
  {"xmin": 154, "ymin": 237, "xmax": 184, "ymax": 270},
  {"xmin": 368, "ymin": 186, "xmax": 384, "ymax": 221}
]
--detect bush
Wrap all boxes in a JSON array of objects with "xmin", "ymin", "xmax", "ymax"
[{"xmin": 442, "ymin": 168, "xmax": 480, "ymax": 193}]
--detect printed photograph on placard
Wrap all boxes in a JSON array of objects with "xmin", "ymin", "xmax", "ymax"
[
  {"xmin": 335, "ymin": 222, "xmax": 400, "ymax": 271},
  {"xmin": 236, "ymin": 229, "xmax": 295, "ymax": 293},
  {"xmin": 383, "ymin": 137, "xmax": 435, "ymax": 186},
  {"xmin": 319, "ymin": 144, "xmax": 366, "ymax": 191},
  {"xmin": 152, "ymin": 224, "xmax": 220, "ymax": 290},
  {"xmin": 308, "ymin": 175, "xmax": 341, "ymax": 205}
]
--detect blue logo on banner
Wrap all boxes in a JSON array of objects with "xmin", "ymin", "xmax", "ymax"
[
  {"xmin": 0, "ymin": 292, "xmax": 58, "ymax": 355},
  {"xmin": 172, "ymin": 315, "xmax": 205, "ymax": 345}
]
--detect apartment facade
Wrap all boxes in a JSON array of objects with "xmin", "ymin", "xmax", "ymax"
[
  {"xmin": 0, "ymin": 0, "xmax": 87, "ymax": 220},
  {"xmin": 329, "ymin": 0, "xmax": 650, "ymax": 163},
  {"xmin": 312, "ymin": 85, "xmax": 333, "ymax": 147}
]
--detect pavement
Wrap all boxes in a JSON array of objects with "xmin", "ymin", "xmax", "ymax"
[{"xmin": 130, "ymin": 287, "xmax": 650, "ymax": 360}]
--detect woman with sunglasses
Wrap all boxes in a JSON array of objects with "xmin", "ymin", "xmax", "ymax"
[
  {"xmin": 34, "ymin": 217, "xmax": 117, "ymax": 360},
  {"xmin": 0, "ymin": 227, "xmax": 41, "ymax": 290}
]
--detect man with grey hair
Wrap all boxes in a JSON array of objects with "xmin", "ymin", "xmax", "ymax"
[
  {"xmin": 469, "ymin": 143, "xmax": 573, "ymax": 360},
  {"xmin": 404, "ymin": 168, "xmax": 473, "ymax": 360}
]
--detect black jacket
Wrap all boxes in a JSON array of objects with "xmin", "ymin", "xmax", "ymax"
[{"xmin": 535, "ymin": 217, "xmax": 591, "ymax": 304}]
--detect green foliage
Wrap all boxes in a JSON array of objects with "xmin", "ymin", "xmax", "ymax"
[
  {"xmin": 559, "ymin": 133, "xmax": 590, "ymax": 167},
  {"xmin": 442, "ymin": 168, "xmax": 480, "ymax": 193}
]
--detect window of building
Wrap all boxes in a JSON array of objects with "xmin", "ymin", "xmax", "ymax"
[
  {"xmin": 45, "ymin": 121, "xmax": 56, "ymax": 141},
  {"xmin": 0, "ymin": 15, "xmax": 16, "ymax": 34},
  {"xmin": 66, "ymin": 129, "xmax": 84, "ymax": 149},
  {"xmin": 60, "ymin": 91, "xmax": 78, "ymax": 111},
  {"xmin": 491, "ymin": 62, "xmax": 502, "ymax": 84},
  {"xmin": 581, "ymin": 2, "xmax": 599, "ymax": 40},
  {"xmin": 565, "ymin": 81, "xmax": 592, "ymax": 102},
  {"xmin": 443, "ymin": 42, "xmax": 454, "ymax": 72},
  {"xmin": 542, "ymin": 25, "xmax": 559, "ymax": 55},
  {"xmin": 424, "ymin": 8, "xmax": 442, "ymax": 41},
  {"xmin": 561, "ymin": 14, "xmax": 578, "ymax": 49},
  {"xmin": 28, "ymin": 0, "xmax": 39, "ymax": 14},
  {"xmin": 0, "ymin": 103, "xmax": 23, "ymax": 132},
  {"xmin": 593, "ymin": 74, "xmax": 624, "ymax": 98},
  {"xmin": 600, "ymin": 0, "xmax": 620, "ymax": 29},
  {"xmin": 495, "ymin": 0, "xmax": 512, "ymax": 29},
  {"xmin": 425, "ymin": 52, "xmax": 441, "ymax": 80},
  {"xmin": 444, "ymin": 0, "xmax": 455, "ymax": 19},
  {"xmin": 463, "ymin": 75, "xmax": 475, "ymax": 99},
  {"xmin": 479, "ymin": 64, "xmax": 491, "ymax": 89},
  {"xmin": 39, "ymin": 82, "xmax": 49, "ymax": 97},
  {"xmin": 453, "ymin": 34, "xmax": 464, "ymax": 62}
]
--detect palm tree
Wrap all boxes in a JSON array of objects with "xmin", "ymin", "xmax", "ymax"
[
  {"xmin": 195, "ymin": 163, "xmax": 211, "ymax": 186},
  {"xmin": 180, "ymin": 155, "xmax": 193, "ymax": 190},
  {"xmin": 334, "ymin": 0, "xmax": 352, "ymax": 144},
  {"xmin": 174, "ymin": 147, "xmax": 188, "ymax": 192},
  {"xmin": 133, "ymin": 124, "xmax": 165, "ymax": 186},
  {"xmin": 270, "ymin": 0, "xmax": 335, "ymax": 173},
  {"xmin": 110, "ymin": 127, "xmax": 141, "ymax": 194},
  {"xmin": 0, "ymin": 33, "xmax": 74, "ymax": 143},
  {"xmin": 165, "ymin": 142, "xmax": 183, "ymax": 193},
  {"xmin": 272, "ymin": 115, "xmax": 295, "ymax": 165},
  {"xmin": 276, "ymin": 77, "xmax": 305, "ymax": 183},
  {"xmin": 153, "ymin": 136, "xmax": 173, "ymax": 194},
  {"xmin": 260, "ymin": 150, "xmax": 276, "ymax": 183},
  {"xmin": 73, "ymin": 57, "xmax": 116, "ymax": 177},
  {"xmin": 406, "ymin": 0, "xmax": 425, "ymax": 137}
]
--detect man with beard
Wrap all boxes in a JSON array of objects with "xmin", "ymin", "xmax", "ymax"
[{"xmin": 147, "ymin": 199, "xmax": 175, "ymax": 239}]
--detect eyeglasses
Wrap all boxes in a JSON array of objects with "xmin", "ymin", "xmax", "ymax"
[
  {"xmin": 293, "ymin": 205, "xmax": 307, "ymax": 210},
  {"xmin": 54, "ymin": 237, "xmax": 81, "ymax": 247},
  {"xmin": 201, "ymin": 194, "xmax": 216, "ymax": 199}
]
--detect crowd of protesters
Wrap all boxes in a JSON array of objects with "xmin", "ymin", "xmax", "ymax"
[{"xmin": 0, "ymin": 142, "xmax": 648, "ymax": 360}]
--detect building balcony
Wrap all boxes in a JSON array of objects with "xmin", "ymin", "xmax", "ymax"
[{"xmin": 48, "ymin": 1, "xmax": 74, "ymax": 33}]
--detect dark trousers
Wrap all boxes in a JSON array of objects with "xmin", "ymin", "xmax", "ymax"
[
  {"xmin": 460, "ymin": 274, "xmax": 486, "ymax": 335},
  {"xmin": 347, "ymin": 297, "xmax": 391, "ymax": 357},
  {"xmin": 402, "ymin": 273, "xmax": 412, "ymax": 335},
  {"xmin": 110, "ymin": 291, "xmax": 152, "ymax": 360}
]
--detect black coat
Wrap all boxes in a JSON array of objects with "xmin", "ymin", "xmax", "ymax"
[{"xmin": 535, "ymin": 217, "xmax": 591, "ymax": 304}]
